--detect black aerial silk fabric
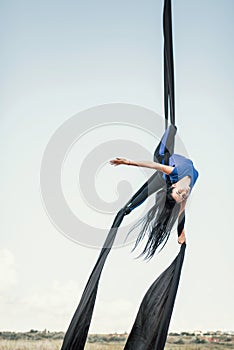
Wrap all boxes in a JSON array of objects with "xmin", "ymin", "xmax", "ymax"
[
  {"xmin": 61, "ymin": 171, "xmax": 167, "ymax": 350},
  {"xmin": 163, "ymin": 0, "xmax": 175, "ymax": 128},
  {"xmin": 124, "ymin": 243, "xmax": 186, "ymax": 350},
  {"xmin": 61, "ymin": 128, "xmax": 184, "ymax": 350},
  {"xmin": 60, "ymin": 1, "xmax": 185, "ymax": 349}
]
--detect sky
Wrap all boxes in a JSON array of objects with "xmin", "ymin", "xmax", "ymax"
[{"xmin": 1, "ymin": 0, "xmax": 234, "ymax": 334}]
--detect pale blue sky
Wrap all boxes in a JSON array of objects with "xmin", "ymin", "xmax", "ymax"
[{"xmin": 1, "ymin": 0, "xmax": 234, "ymax": 333}]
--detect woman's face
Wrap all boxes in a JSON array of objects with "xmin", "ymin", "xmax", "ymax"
[{"xmin": 171, "ymin": 184, "xmax": 190, "ymax": 203}]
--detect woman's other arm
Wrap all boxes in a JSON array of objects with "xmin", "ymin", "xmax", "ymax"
[{"xmin": 177, "ymin": 200, "xmax": 186, "ymax": 244}]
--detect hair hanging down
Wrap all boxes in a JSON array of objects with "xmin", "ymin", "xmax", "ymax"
[{"xmin": 128, "ymin": 186, "xmax": 180, "ymax": 260}]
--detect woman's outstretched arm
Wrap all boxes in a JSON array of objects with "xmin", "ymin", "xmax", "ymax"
[{"xmin": 109, "ymin": 157, "xmax": 174, "ymax": 175}]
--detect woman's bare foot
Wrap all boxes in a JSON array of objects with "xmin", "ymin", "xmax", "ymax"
[{"xmin": 178, "ymin": 231, "xmax": 186, "ymax": 244}]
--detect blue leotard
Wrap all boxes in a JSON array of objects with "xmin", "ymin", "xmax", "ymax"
[{"xmin": 167, "ymin": 154, "xmax": 199, "ymax": 190}]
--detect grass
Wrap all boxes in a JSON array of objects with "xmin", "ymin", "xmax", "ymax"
[
  {"xmin": 0, "ymin": 339, "xmax": 62, "ymax": 350},
  {"xmin": 0, "ymin": 340, "xmax": 233, "ymax": 350}
]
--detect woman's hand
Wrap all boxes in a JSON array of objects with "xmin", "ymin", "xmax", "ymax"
[
  {"xmin": 178, "ymin": 229, "xmax": 186, "ymax": 244},
  {"xmin": 109, "ymin": 157, "xmax": 130, "ymax": 166}
]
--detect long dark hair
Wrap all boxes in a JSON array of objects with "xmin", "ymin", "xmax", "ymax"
[{"xmin": 128, "ymin": 185, "xmax": 180, "ymax": 260}]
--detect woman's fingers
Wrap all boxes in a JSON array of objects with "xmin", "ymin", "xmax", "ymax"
[
  {"xmin": 109, "ymin": 157, "xmax": 127, "ymax": 166},
  {"xmin": 109, "ymin": 158, "xmax": 121, "ymax": 166}
]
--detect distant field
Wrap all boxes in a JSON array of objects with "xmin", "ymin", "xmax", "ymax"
[
  {"xmin": 0, "ymin": 340, "xmax": 233, "ymax": 350},
  {"xmin": 0, "ymin": 339, "xmax": 61, "ymax": 350}
]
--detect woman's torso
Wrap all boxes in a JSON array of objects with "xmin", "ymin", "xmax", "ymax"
[{"xmin": 167, "ymin": 154, "xmax": 199, "ymax": 190}]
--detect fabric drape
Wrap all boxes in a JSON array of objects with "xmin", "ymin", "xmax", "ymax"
[{"xmin": 60, "ymin": 1, "xmax": 184, "ymax": 349}]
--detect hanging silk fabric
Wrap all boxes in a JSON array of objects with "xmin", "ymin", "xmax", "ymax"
[
  {"xmin": 60, "ymin": 1, "xmax": 186, "ymax": 349},
  {"xmin": 163, "ymin": 0, "xmax": 175, "ymax": 128},
  {"xmin": 124, "ymin": 244, "xmax": 185, "ymax": 350}
]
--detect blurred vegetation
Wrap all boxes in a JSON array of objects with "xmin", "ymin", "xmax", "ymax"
[{"xmin": 0, "ymin": 330, "xmax": 233, "ymax": 350}]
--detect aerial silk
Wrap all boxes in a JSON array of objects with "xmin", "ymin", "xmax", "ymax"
[
  {"xmin": 163, "ymin": 0, "xmax": 175, "ymax": 128},
  {"xmin": 124, "ymin": 244, "xmax": 185, "ymax": 350},
  {"xmin": 60, "ymin": 1, "xmax": 185, "ymax": 349}
]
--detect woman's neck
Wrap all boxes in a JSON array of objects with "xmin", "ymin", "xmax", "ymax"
[{"xmin": 177, "ymin": 176, "xmax": 191, "ymax": 187}]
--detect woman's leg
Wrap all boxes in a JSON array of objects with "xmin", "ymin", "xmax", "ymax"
[{"xmin": 154, "ymin": 124, "xmax": 177, "ymax": 165}]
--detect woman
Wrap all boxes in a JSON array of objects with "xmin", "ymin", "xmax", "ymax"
[{"xmin": 109, "ymin": 126, "xmax": 199, "ymax": 259}]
